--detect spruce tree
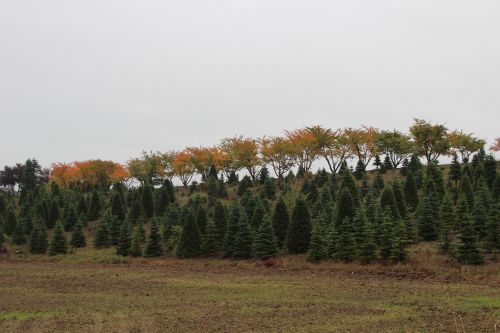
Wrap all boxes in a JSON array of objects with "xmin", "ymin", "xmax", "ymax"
[
  {"xmin": 472, "ymin": 197, "xmax": 488, "ymax": 241},
  {"xmin": 111, "ymin": 191, "xmax": 126, "ymax": 222},
  {"xmin": 492, "ymin": 175, "xmax": 500, "ymax": 202},
  {"xmin": 336, "ymin": 188, "xmax": 355, "ymax": 228},
  {"xmin": 306, "ymin": 214, "xmax": 328, "ymax": 262},
  {"xmin": 372, "ymin": 171, "xmax": 385, "ymax": 194},
  {"xmin": 4, "ymin": 206, "xmax": 17, "ymax": 236},
  {"xmin": 253, "ymin": 215, "xmax": 278, "ymax": 260},
  {"xmin": 202, "ymin": 219, "xmax": 220, "ymax": 255},
  {"xmin": 340, "ymin": 168, "xmax": 360, "ymax": 205},
  {"xmin": 390, "ymin": 220, "xmax": 408, "ymax": 263},
  {"xmin": 94, "ymin": 216, "xmax": 111, "ymax": 248},
  {"xmin": 144, "ymin": 218, "xmax": 163, "ymax": 257},
  {"xmin": 137, "ymin": 216, "xmax": 147, "ymax": 243},
  {"xmin": 49, "ymin": 221, "xmax": 68, "ymax": 256},
  {"xmin": 116, "ymin": 222, "xmax": 131, "ymax": 256},
  {"xmin": 439, "ymin": 193, "xmax": 456, "ymax": 253},
  {"xmin": 29, "ymin": 219, "xmax": 48, "ymax": 254},
  {"xmin": 404, "ymin": 170, "xmax": 419, "ymax": 211},
  {"xmin": 108, "ymin": 214, "xmax": 122, "ymax": 246},
  {"xmin": 264, "ymin": 178, "xmax": 276, "ymax": 200},
  {"xmin": 129, "ymin": 199, "xmax": 143, "ymax": 224},
  {"xmin": 223, "ymin": 203, "xmax": 240, "ymax": 258},
  {"xmin": 176, "ymin": 211, "xmax": 202, "ymax": 258},
  {"xmin": 457, "ymin": 212, "xmax": 484, "ymax": 265},
  {"xmin": 358, "ymin": 219, "xmax": 378, "ymax": 264},
  {"xmin": 213, "ymin": 201, "xmax": 227, "ymax": 242},
  {"xmin": 459, "ymin": 173, "xmax": 475, "ymax": 209},
  {"xmin": 12, "ymin": 218, "xmax": 26, "ymax": 245},
  {"xmin": 392, "ymin": 179, "xmax": 407, "ymax": 219},
  {"xmin": 485, "ymin": 202, "xmax": 500, "ymax": 257},
  {"xmin": 87, "ymin": 191, "xmax": 102, "ymax": 221},
  {"xmin": 272, "ymin": 197, "xmax": 289, "ymax": 248},
  {"xmin": 141, "ymin": 185, "xmax": 155, "ymax": 219},
  {"xmin": 156, "ymin": 186, "xmax": 170, "ymax": 217},
  {"xmin": 251, "ymin": 199, "xmax": 265, "ymax": 230},
  {"xmin": 287, "ymin": 198, "xmax": 312, "ymax": 254},
  {"xmin": 70, "ymin": 219, "xmax": 86, "ymax": 248},
  {"xmin": 234, "ymin": 210, "xmax": 253, "ymax": 259},
  {"xmin": 383, "ymin": 155, "xmax": 393, "ymax": 172},
  {"xmin": 47, "ymin": 199, "xmax": 60, "ymax": 229},
  {"xmin": 418, "ymin": 194, "xmax": 438, "ymax": 241},
  {"xmin": 63, "ymin": 204, "xmax": 78, "ymax": 232},
  {"xmin": 336, "ymin": 217, "xmax": 357, "ymax": 262},
  {"xmin": 380, "ymin": 186, "xmax": 401, "ymax": 221},
  {"xmin": 129, "ymin": 226, "xmax": 143, "ymax": 257},
  {"xmin": 196, "ymin": 206, "xmax": 208, "ymax": 234},
  {"xmin": 77, "ymin": 195, "xmax": 88, "ymax": 217},
  {"xmin": 449, "ymin": 154, "xmax": 462, "ymax": 188},
  {"xmin": 326, "ymin": 223, "xmax": 339, "ymax": 258},
  {"xmin": 354, "ymin": 159, "xmax": 365, "ymax": 180}
]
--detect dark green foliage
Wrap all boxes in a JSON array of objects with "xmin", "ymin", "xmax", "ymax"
[
  {"xmin": 29, "ymin": 219, "xmax": 48, "ymax": 254},
  {"xmin": 0, "ymin": 224, "xmax": 4, "ymax": 248},
  {"xmin": 70, "ymin": 220, "xmax": 86, "ymax": 248},
  {"xmin": 263, "ymin": 178, "xmax": 276, "ymax": 200},
  {"xmin": 336, "ymin": 188, "xmax": 355, "ymax": 227},
  {"xmin": 196, "ymin": 206, "xmax": 208, "ymax": 234},
  {"xmin": 259, "ymin": 166, "xmax": 270, "ymax": 184},
  {"xmin": 354, "ymin": 159, "xmax": 366, "ymax": 180},
  {"xmin": 111, "ymin": 191, "xmax": 126, "ymax": 222},
  {"xmin": 94, "ymin": 215, "xmax": 111, "ymax": 248},
  {"xmin": 116, "ymin": 222, "xmax": 131, "ymax": 256},
  {"xmin": 12, "ymin": 218, "xmax": 26, "ymax": 245},
  {"xmin": 129, "ymin": 199, "xmax": 143, "ymax": 224},
  {"xmin": 392, "ymin": 179, "xmax": 407, "ymax": 219},
  {"xmin": 372, "ymin": 172, "xmax": 385, "ymax": 194},
  {"xmin": 77, "ymin": 195, "xmax": 88, "ymax": 217},
  {"xmin": 403, "ymin": 170, "xmax": 419, "ymax": 212},
  {"xmin": 485, "ymin": 202, "xmax": 500, "ymax": 256},
  {"xmin": 87, "ymin": 191, "xmax": 102, "ymax": 221},
  {"xmin": 237, "ymin": 176, "xmax": 252, "ymax": 196},
  {"xmin": 137, "ymin": 216, "xmax": 147, "ymax": 243},
  {"xmin": 144, "ymin": 219, "xmax": 163, "ymax": 257},
  {"xmin": 213, "ymin": 201, "xmax": 226, "ymax": 242},
  {"xmin": 109, "ymin": 214, "xmax": 122, "ymax": 246},
  {"xmin": 358, "ymin": 218, "xmax": 377, "ymax": 264},
  {"xmin": 439, "ymin": 193, "xmax": 455, "ymax": 253},
  {"xmin": 234, "ymin": 210, "xmax": 253, "ymax": 259},
  {"xmin": 373, "ymin": 154, "xmax": 382, "ymax": 170},
  {"xmin": 156, "ymin": 186, "xmax": 170, "ymax": 217},
  {"xmin": 418, "ymin": 194, "xmax": 439, "ymax": 241},
  {"xmin": 164, "ymin": 180, "xmax": 176, "ymax": 203},
  {"xmin": 4, "ymin": 206, "xmax": 17, "ymax": 236},
  {"xmin": 449, "ymin": 154, "xmax": 462, "ymax": 187},
  {"xmin": 251, "ymin": 199, "xmax": 265, "ymax": 230},
  {"xmin": 457, "ymin": 212, "xmax": 484, "ymax": 265},
  {"xmin": 129, "ymin": 226, "xmax": 143, "ymax": 257},
  {"xmin": 47, "ymin": 200, "xmax": 60, "ymax": 229},
  {"xmin": 141, "ymin": 185, "xmax": 155, "ymax": 219},
  {"xmin": 459, "ymin": 173, "xmax": 474, "ymax": 209},
  {"xmin": 49, "ymin": 221, "xmax": 68, "ymax": 256},
  {"xmin": 223, "ymin": 203, "xmax": 240, "ymax": 258},
  {"xmin": 472, "ymin": 196, "xmax": 488, "ymax": 241},
  {"xmin": 379, "ymin": 210, "xmax": 393, "ymax": 260},
  {"xmin": 341, "ymin": 168, "xmax": 360, "ymax": 205},
  {"xmin": 63, "ymin": 204, "xmax": 78, "ymax": 232},
  {"xmin": 306, "ymin": 214, "xmax": 328, "ymax": 262},
  {"xmin": 383, "ymin": 155, "xmax": 393, "ymax": 172},
  {"xmin": 272, "ymin": 197, "xmax": 289, "ymax": 248},
  {"xmin": 240, "ymin": 190, "xmax": 257, "ymax": 221},
  {"xmin": 380, "ymin": 186, "xmax": 400, "ymax": 221},
  {"xmin": 483, "ymin": 155, "xmax": 497, "ymax": 188},
  {"xmin": 176, "ymin": 211, "xmax": 202, "ymax": 258},
  {"xmin": 492, "ymin": 175, "xmax": 500, "ymax": 202},
  {"xmin": 253, "ymin": 215, "xmax": 278, "ymax": 260},
  {"xmin": 287, "ymin": 198, "xmax": 312, "ymax": 254},
  {"xmin": 306, "ymin": 183, "xmax": 319, "ymax": 204},
  {"xmin": 336, "ymin": 218, "xmax": 357, "ymax": 262},
  {"xmin": 318, "ymin": 186, "xmax": 334, "ymax": 223},
  {"xmin": 390, "ymin": 220, "xmax": 408, "ymax": 262},
  {"xmin": 202, "ymin": 219, "xmax": 220, "ymax": 255}
]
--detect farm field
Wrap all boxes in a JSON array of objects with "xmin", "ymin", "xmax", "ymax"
[{"xmin": 0, "ymin": 245, "xmax": 498, "ymax": 333}]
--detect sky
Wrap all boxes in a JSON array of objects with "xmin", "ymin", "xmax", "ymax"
[{"xmin": 1, "ymin": 0, "xmax": 499, "ymax": 169}]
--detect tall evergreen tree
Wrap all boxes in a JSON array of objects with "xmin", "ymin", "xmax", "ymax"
[
  {"xmin": 155, "ymin": 186, "xmax": 170, "ymax": 217},
  {"xmin": 457, "ymin": 212, "xmax": 484, "ymax": 265},
  {"xmin": 418, "ymin": 194, "xmax": 439, "ymax": 241},
  {"xmin": 94, "ymin": 216, "xmax": 111, "ymax": 248},
  {"xmin": 380, "ymin": 186, "xmax": 401, "ymax": 221},
  {"xmin": 4, "ymin": 206, "xmax": 17, "ymax": 236},
  {"xmin": 335, "ymin": 188, "xmax": 355, "ymax": 228},
  {"xmin": 141, "ymin": 185, "xmax": 155, "ymax": 219},
  {"xmin": 129, "ymin": 226, "xmax": 143, "ymax": 257},
  {"xmin": 213, "ymin": 201, "xmax": 227, "ymax": 242},
  {"xmin": 63, "ymin": 204, "xmax": 78, "ymax": 232},
  {"xmin": 29, "ymin": 219, "xmax": 48, "ymax": 254},
  {"xmin": 439, "ymin": 193, "xmax": 456, "ymax": 253},
  {"xmin": 196, "ymin": 206, "xmax": 208, "ymax": 234},
  {"xmin": 11, "ymin": 218, "xmax": 26, "ymax": 245},
  {"xmin": 390, "ymin": 220, "xmax": 408, "ymax": 262},
  {"xmin": 336, "ymin": 217, "xmax": 357, "ymax": 262},
  {"xmin": 306, "ymin": 213, "xmax": 328, "ymax": 262},
  {"xmin": 202, "ymin": 219, "xmax": 220, "ymax": 255},
  {"xmin": 459, "ymin": 173, "xmax": 475, "ymax": 209},
  {"xmin": 144, "ymin": 218, "xmax": 163, "ymax": 257},
  {"xmin": 287, "ymin": 198, "xmax": 312, "ymax": 254},
  {"xmin": 176, "ymin": 211, "xmax": 202, "ymax": 258},
  {"xmin": 251, "ymin": 199, "xmax": 265, "ymax": 230},
  {"xmin": 223, "ymin": 203, "xmax": 240, "ymax": 258},
  {"xmin": 77, "ymin": 195, "xmax": 88, "ymax": 217},
  {"xmin": 116, "ymin": 222, "xmax": 131, "ymax": 256},
  {"xmin": 111, "ymin": 191, "xmax": 126, "ymax": 222},
  {"xmin": 129, "ymin": 199, "xmax": 143, "ymax": 224},
  {"xmin": 253, "ymin": 215, "xmax": 278, "ymax": 260},
  {"xmin": 484, "ymin": 202, "xmax": 500, "ymax": 257},
  {"xmin": 449, "ymin": 154, "xmax": 462, "ymax": 188},
  {"xmin": 49, "ymin": 221, "xmax": 68, "ymax": 256},
  {"xmin": 379, "ymin": 210, "xmax": 394, "ymax": 260},
  {"xmin": 47, "ymin": 199, "xmax": 60, "ymax": 229},
  {"xmin": 87, "ymin": 191, "xmax": 102, "ymax": 221},
  {"xmin": 392, "ymin": 179, "xmax": 407, "ymax": 219},
  {"xmin": 272, "ymin": 197, "xmax": 289, "ymax": 248},
  {"xmin": 404, "ymin": 170, "xmax": 419, "ymax": 211},
  {"xmin": 358, "ymin": 218, "xmax": 378, "ymax": 264},
  {"xmin": 263, "ymin": 178, "xmax": 276, "ymax": 200},
  {"xmin": 234, "ymin": 210, "xmax": 253, "ymax": 259},
  {"xmin": 70, "ymin": 220, "xmax": 86, "ymax": 248}
]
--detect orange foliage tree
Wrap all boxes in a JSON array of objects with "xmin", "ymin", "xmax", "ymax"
[
  {"xmin": 186, "ymin": 146, "xmax": 224, "ymax": 181},
  {"xmin": 220, "ymin": 136, "xmax": 262, "ymax": 181},
  {"xmin": 259, "ymin": 136, "xmax": 295, "ymax": 178},
  {"xmin": 344, "ymin": 126, "xmax": 379, "ymax": 169},
  {"xmin": 448, "ymin": 130, "xmax": 485, "ymax": 162},
  {"xmin": 308, "ymin": 126, "xmax": 352, "ymax": 173},
  {"xmin": 284, "ymin": 127, "xmax": 321, "ymax": 172},
  {"xmin": 172, "ymin": 150, "xmax": 196, "ymax": 187},
  {"xmin": 127, "ymin": 150, "xmax": 176, "ymax": 185}
]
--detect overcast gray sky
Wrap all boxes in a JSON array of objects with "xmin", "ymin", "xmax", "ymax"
[{"xmin": 1, "ymin": 0, "xmax": 499, "ymax": 168}]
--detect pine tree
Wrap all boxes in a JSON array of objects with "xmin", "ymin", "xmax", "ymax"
[
  {"xmin": 77, "ymin": 195, "xmax": 88, "ymax": 217},
  {"xmin": 137, "ymin": 216, "xmax": 147, "ymax": 243},
  {"xmin": 392, "ymin": 179, "xmax": 407, "ymax": 219},
  {"xmin": 202, "ymin": 219, "xmax": 220, "ymax": 255},
  {"xmin": 12, "ymin": 218, "xmax": 26, "ymax": 245},
  {"xmin": 456, "ymin": 212, "xmax": 484, "ymax": 265},
  {"xmin": 484, "ymin": 202, "xmax": 500, "ymax": 257},
  {"xmin": 306, "ymin": 214, "xmax": 328, "ymax": 262},
  {"xmin": 70, "ymin": 220, "xmax": 86, "ymax": 248},
  {"xmin": 318, "ymin": 186, "xmax": 334, "ymax": 223},
  {"xmin": 404, "ymin": 170, "xmax": 419, "ymax": 211},
  {"xmin": 358, "ymin": 219, "xmax": 378, "ymax": 264},
  {"xmin": 111, "ymin": 191, "xmax": 126, "ymax": 222},
  {"xmin": 87, "ymin": 191, "xmax": 102, "ymax": 221},
  {"xmin": 22, "ymin": 211, "xmax": 34, "ymax": 237},
  {"xmin": 47, "ymin": 199, "xmax": 60, "ymax": 229},
  {"xmin": 234, "ymin": 210, "xmax": 253, "ymax": 259},
  {"xmin": 4, "ymin": 206, "xmax": 17, "ymax": 236},
  {"xmin": 49, "ymin": 221, "xmax": 68, "ymax": 256},
  {"xmin": 372, "ymin": 172, "xmax": 385, "ymax": 194},
  {"xmin": 327, "ymin": 222, "xmax": 339, "ymax": 258},
  {"xmin": 116, "ymin": 222, "xmax": 132, "ymax": 256},
  {"xmin": 472, "ymin": 196, "xmax": 488, "ymax": 241},
  {"xmin": 272, "ymin": 197, "xmax": 289, "ymax": 248},
  {"xmin": 251, "ymin": 199, "xmax": 265, "ymax": 230},
  {"xmin": 196, "ymin": 206, "xmax": 208, "ymax": 234},
  {"xmin": 176, "ymin": 211, "xmax": 202, "ymax": 258},
  {"xmin": 383, "ymin": 155, "xmax": 393, "ymax": 172},
  {"xmin": 213, "ymin": 201, "xmax": 226, "ymax": 242},
  {"xmin": 336, "ymin": 188, "xmax": 355, "ymax": 228},
  {"xmin": 129, "ymin": 199, "xmax": 143, "ymax": 224},
  {"xmin": 142, "ymin": 185, "xmax": 155, "ymax": 219},
  {"xmin": 341, "ymin": 168, "xmax": 360, "ymax": 205},
  {"xmin": 29, "ymin": 219, "xmax": 48, "ymax": 254},
  {"xmin": 449, "ymin": 154, "xmax": 462, "ymax": 188},
  {"xmin": 253, "ymin": 215, "xmax": 278, "ymax": 260},
  {"xmin": 156, "ymin": 186, "xmax": 170, "ymax": 217},
  {"xmin": 380, "ymin": 186, "xmax": 401, "ymax": 221},
  {"xmin": 336, "ymin": 217, "xmax": 357, "ymax": 262},
  {"xmin": 390, "ymin": 220, "xmax": 408, "ymax": 262},
  {"xmin": 492, "ymin": 175, "xmax": 500, "ymax": 202},
  {"xmin": 418, "ymin": 194, "xmax": 438, "ymax": 241},
  {"xmin": 379, "ymin": 210, "xmax": 393, "ymax": 260},
  {"xmin": 459, "ymin": 173, "xmax": 475, "ymax": 209},
  {"xmin": 354, "ymin": 159, "xmax": 366, "ymax": 180},
  {"xmin": 223, "ymin": 203, "xmax": 240, "ymax": 258},
  {"xmin": 439, "ymin": 193, "xmax": 455, "ymax": 253},
  {"xmin": 94, "ymin": 216, "xmax": 111, "ymax": 248},
  {"xmin": 483, "ymin": 155, "xmax": 497, "ymax": 188},
  {"xmin": 129, "ymin": 226, "xmax": 143, "ymax": 257},
  {"xmin": 63, "ymin": 204, "xmax": 78, "ymax": 232},
  {"xmin": 263, "ymin": 178, "xmax": 276, "ymax": 200},
  {"xmin": 373, "ymin": 154, "xmax": 382, "ymax": 170},
  {"xmin": 287, "ymin": 198, "xmax": 312, "ymax": 254},
  {"xmin": 144, "ymin": 218, "xmax": 163, "ymax": 257}
]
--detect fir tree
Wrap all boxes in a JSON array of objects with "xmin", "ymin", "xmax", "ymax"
[
  {"xmin": 449, "ymin": 154, "xmax": 462, "ymax": 188},
  {"xmin": 358, "ymin": 218, "xmax": 378, "ymax": 264},
  {"xmin": 336, "ymin": 217, "xmax": 357, "ymax": 262},
  {"xmin": 272, "ymin": 197, "xmax": 289, "ymax": 248},
  {"xmin": 142, "ymin": 185, "xmax": 155, "ymax": 219},
  {"xmin": 379, "ymin": 210, "xmax": 393, "ymax": 260},
  {"xmin": 94, "ymin": 216, "xmax": 111, "ymax": 248},
  {"xmin": 176, "ymin": 211, "xmax": 202, "ymax": 258},
  {"xmin": 144, "ymin": 218, "xmax": 163, "ymax": 257},
  {"xmin": 354, "ymin": 159, "xmax": 366, "ymax": 180},
  {"xmin": 439, "ymin": 193, "xmax": 455, "ymax": 253},
  {"xmin": 137, "ymin": 216, "xmax": 147, "ymax": 243},
  {"xmin": 456, "ymin": 213, "xmax": 484, "ymax": 265},
  {"xmin": 77, "ymin": 195, "xmax": 88, "ymax": 217},
  {"xmin": 390, "ymin": 220, "xmax": 408, "ymax": 262},
  {"xmin": 306, "ymin": 214, "xmax": 328, "ymax": 262},
  {"xmin": 129, "ymin": 226, "xmax": 143, "ymax": 257},
  {"xmin": 336, "ymin": 188, "xmax": 355, "ymax": 227},
  {"xmin": 223, "ymin": 203, "xmax": 240, "ymax": 258},
  {"xmin": 259, "ymin": 166, "xmax": 270, "ymax": 184},
  {"xmin": 483, "ymin": 155, "xmax": 497, "ymax": 188},
  {"xmin": 87, "ymin": 191, "xmax": 102, "ymax": 221},
  {"xmin": 404, "ymin": 170, "xmax": 419, "ymax": 211},
  {"xmin": 373, "ymin": 154, "xmax": 382, "ymax": 170},
  {"xmin": 392, "ymin": 179, "xmax": 407, "ymax": 219},
  {"xmin": 11, "ymin": 218, "xmax": 26, "ymax": 245},
  {"xmin": 202, "ymin": 219, "xmax": 220, "ymax": 255},
  {"xmin": 29, "ymin": 219, "xmax": 48, "ymax": 254},
  {"xmin": 380, "ymin": 186, "xmax": 401, "ymax": 221},
  {"xmin": 472, "ymin": 196, "xmax": 488, "ymax": 241},
  {"xmin": 383, "ymin": 155, "xmax": 393, "ymax": 172},
  {"xmin": 4, "ymin": 206, "xmax": 17, "ymax": 236},
  {"xmin": 484, "ymin": 202, "xmax": 500, "ymax": 257},
  {"xmin": 156, "ymin": 186, "xmax": 170, "ymax": 217},
  {"xmin": 253, "ymin": 215, "xmax": 278, "ymax": 260},
  {"xmin": 263, "ymin": 178, "xmax": 276, "ymax": 200},
  {"xmin": 47, "ymin": 199, "xmax": 60, "ymax": 229},
  {"xmin": 111, "ymin": 191, "xmax": 126, "ymax": 222},
  {"xmin": 492, "ymin": 175, "xmax": 500, "ymax": 202},
  {"xmin": 129, "ymin": 199, "xmax": 143, "ymax": 224},
  {"xmin": 70, "ymin": 220, "xmax": 86, "ymax": 248},
  {"xmin": 196, "ymin": 206, "xmax": 208, "ymax": 234},
  {"xmin": 251, "ymin": 199, "xmax": 265, "ymax": 230},
  {"xmin": 116, "ymin": 222, "xmax": 131, "ymax": 256},
  {"xmin": 372, "ymin": 172, "xmax": 385, "ymax": 194},
  {"xmin": 341, "ymin": 168, "xmax": 360, "ymax": 205},
  {"xmin": 418, "ymin": 194, "xmax": 439, "ymax": 241},
  {"xmin": 109, "ymin": 214, "xmax": 122, "ymax": 246},
  {"xmin": 459, "ymin": 173, "xmax": 475, "ymax": 209},
  {"xmin": 63, "ymin": 204, "xmax": 78, "ymax": 232},
  {"xmin": 49, "ymin": 221, "xmax": 68, "ymax": 256},
  {"xmin": 213, "ymin": 201, "xmax": 226, "ymax": 242},
  {"xmin": 0, "ymin": 224, "xmax": 4, "ymax": 249},
  {"xmin": 234, "ymin": 210, "xmax": 253, "ymax": 259},
  {"xmin": 287, "ymin": 198, "xmax": 312, "ymax": 254}
]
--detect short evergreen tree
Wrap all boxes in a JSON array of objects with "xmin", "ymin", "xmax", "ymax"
[
  {"xmin": 129, "ymin": 226, "xmax": 143, "ymax": 257},
  {"xmin": 49, "ymin": 221, "xmax": 68, "ymax": 255},
  {"xmin": 63, "ymin": 204, "xmax": 78, "ymax": 232},
  {"xmin": 390, "ymin": 220, "xmax": 408, "ymax": 262},
  {"xmin": 77, "ymin": 195, "xmax": 88, "ymax": 217},
  {"xmin": 403, "ymin": 170, "xmax": 419, "ymax": 211},
  {"xmin": 144, "ymin": 219, "xmax": 163, "ymax": 257},
  {"xmin": 439, "ymin": 193, "xmax": 455, "ymax": 253},
  {"xmin": 449, "ymin": 154, "xmax": 462, "ymax": 188},
  {"xmin": 456, "ymin": 213, "xmax": 484, "ymax": 265},
  {"xmin": 201, "ymin": 219, "xmax": 220, "ymax": 255},
  {"xmin": 287, "ymin": 198, "xmax": 312, "ymax": 254},
  {"xmin": 234, "ymin": 210, "xmax": 253, "ymax": 259},
  {"xmin": 196, "ymin": 206, "xmax": 208, "ymax": 234},
  {"xmin": 176, "ymin": 211, "xmax": 202, "ymax": 258},
  {"xmin": 336, "ymin": 218, "xmax": 357, "ymax": 262},
  {"xmin": 111, "ymin": 191, "xmax": 126, "ymax": 222},
  {"xmin": 4, "ymin": 207, "xmax": 17, "ymax": 236},
  {"xmin": 213, "ymin": 201, "xmax": 227, "ymax": 242},
  {"xmin": 336, "ymin": 188, "xmax": 355, "ymax": 227},
  {"xmin": 29, "ymin": 219, "xmax": 48, "ymax": 254},
  {"xmin": 358, "ymin": 219, "xmax": 378, "ymax": 264},
  {"xmin": 94, "ymin": 217, "xmax": 111, "ymax": 248},
  {"xmin": 383, "ymin": 155, "xmax": 393, "ymax": 172},
  {"xmin": 263, "ymin": 178, "xmax": 276, "ymax": 200},
  {"xmin": 272, "ymin": 197, "xmax": 289, "ymax": 248},
  {"xmin": 87, "ymin": 191, "xmax": 102, "ymax": 221},
  {"xmin": 306, "ymin": 214, "xmax": 328, "ymax": 262},
  {"xmin": 11, "ymin": 218, "xmax": 26, "ymax": 245},
  {"xmin": 417, "ymin": 194, "xmax": 439, "ymax": 241},
  {"xmin": 253, "ymin": 215, "xmax": 278, "ymax": 260},
  {"xmin": 116, "ymin": 222, "xmax": 132, "ymax": 256},
  {"xmin": 142, "ymin": 185, "xmax": 155, "ymax": 219},
  {"xmin": 223, "ymin": 203, "xmax": 240, "ymax": 257},
  {"xmin": 484, "ymin": 202, "xmax": 500, "ymax": 257},
  {"xmin": 70, "ymin": 220, "xmax": 86, "ymax": 248},
  {"xmin": 47, "ymin": 199, "xmax": 60, "ymax": 229}
]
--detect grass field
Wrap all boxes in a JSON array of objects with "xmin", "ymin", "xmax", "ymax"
[{"xmin": 0, "ymin": 244, "xmax": 498, "ymax": 333}]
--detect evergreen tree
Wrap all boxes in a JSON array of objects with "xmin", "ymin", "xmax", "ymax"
[
  {"xmin": 129, "ymin": 226, "xmax": 143, "ymax": 257},
  {"xmin": 459, "ymin": 173, "xmax": 475, "ymax": 209},
  {"xmin": 492, "ymin": 175, "xmax": 500, "ymax": 202},
  {"xmin": 383, "ymin": 155, "xmax": 393, "ymax": 172},
  {"xmin": 335, "ymin": 188, "xmax": 355, "ymax": 228},
  {"xmin": 336, "ymin": 217, "xmax": 357, "ymax": 262},
  {"xmin": 22, "ymin": 211, "xmax": 34, "ymax": 237},
  {"xmin": 196, "ymin": 206, "xmax": 208, "ymax": 234},
  {"xmin": 63, "ymin": 204, "xmax": 78, "ymax": 232},
  {"xmin": 373, "ymin": 154, "xmax": 382, "ymax": 170},
  {"xmin": 144, "ymin": 218, "xmax": 163, "ymax": 257},
  {"xmin": 327, "ymin": 223, "xmax": 339, "ymax": 258},
  {"xmin": 4, "ymin": 206, "xmax": 17, "ymax": 236},
  {"xmin": 129, "ymin": 199, "xmax": 143, "ymax": 224},
  {"xmin": 380, "ymin": 186, "xmax": 401, "ymax": 221},
  {"xmin": 472, "ymin": 196, "xmax": 488, "ymax": 241},
  {"xmin": 49, "ymin": 221, "xmax": 68, "ymax": 256},
  {"xmin": 418, "ymin": 194, "xmax": 439, "ymax": 241},
  {"xmin": 456, "ymin": 212, "xmax": 484, "ymax": 265},
  {"xmin": 11, "ymin": 218, "xmax": 26, "ymax": 245},
  {"xmin": 392, "ymin": 179, "xmax": 407, "ymax": 219},
  {"xmin": 439, "ymin": 193, "xmax": 455, "ymax": 253},
  {"xmin": 372, "ymin": 172, "xmax": 385, "ymax": 194},
  {"xmin": 358, "ymin": 218, "xmax": 378, "ymax": 264},
  {"xmin": 94, "ymin": 216, "xmax": 111, "ymax": 248},
  {"xmin": 306, "ymin": 214, "xmax": 328, "ymax": 262},
  {"xmin": 156, "ymin": 186, "xmax": 170, "ymax": 217},
  {"xmin": 47, "ymin": 199, "xmax": 60, "ymax": 229},
  {"xmin": 449, "ymin": 154, "xmax": 462, "ymax": 188},
  {"xmin": 253, "ymin": 215, "xmax": 278, "ymax": 260},
  {"xmin": 0, "ymin": 224, "xmax": 4, "ymax": 249},
  {"xmin": 287, "ymin": 198, "xmax": 312, "ymax": 254},
  {"xmin": 484, "ymin": 202, "xmax": 500, "ymax": 257},
  {"xmin": 87, "ymin": 191, "xmax": 102, "ymax": 221},
  {"xmin": 111, "ymin": 191, "xmax": 126, "ymax": 222},
  {"xmin": 202, "ymin": 219, "xmax": 220, "ymax": 255},
  {"xmin": 223, "ymin": 203, "xmax": 240, "ymax": 258},
  {"xmin": 77, "ymin": 195, "xmax": 88, "ymax": 217},
  {"xmin": 176, "ymin": 211, "xmax": 202, "ymax": 258},
  {"xmin": 70, "ymin": 220, "xmax": 86, "ymax": 248},
  {"xmin": 234, "ymin": 210, "xmax": 253, "ymax": 259},
  {"xmin": 141, "ymin": 185, "xmax": 155, "ymax": 219},
  {"xmin": 483, "ymin": 155, "xmax": 497, "ymax": 188},
  {"xmin": 263, "ymin": 178, "xmax": 276, "ymax": 200},
  {"xmin": 354, "ymin": 159, "xmax": 366, "ymax": 180},
  {"xmin": 272, "ymin": 197, "xmax": 289, "ymax": 248},
  {"xmin": 341, "ymin": 168, "xmax": 360, "ymax": 205},
  {"xmin": 251, "ymin": 199, "xmax": 265, "ymax": 230},
  {"xmin": 259, "ymin": 166, "xmax": 270, "ymax": 184},
  {"xmin": 116, "ymin": 222, "xmax": 132, "ymax": 256},
  {"xmin": 29, "ymin": 219, "xmax": 48, "ymax": 254},
  {"xmin": 404, "ymin": 170, "xmax": 419, "ymax": 211},
  {"xmin": 137, "ymin": 216, "xmax": 147, "ymax": 243},
  {"xmin": 390, "ymin": 220, "xmax": 408, "ymax": 262},
  {"xmin": 318, "ymin": 186, "xmax": 334, "ymax": 223},
  {"xmin": 213, "ymin": 201, "xmax": 226, "ymax": 242},
  {"xmin": 379, "ymin": 210, "xmax": 393, "ymax": 260}
]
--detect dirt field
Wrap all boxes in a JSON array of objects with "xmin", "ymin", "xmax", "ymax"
[{"xmin": 0, "ymin": 247, "xmax": 498, "ymax": 333}]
